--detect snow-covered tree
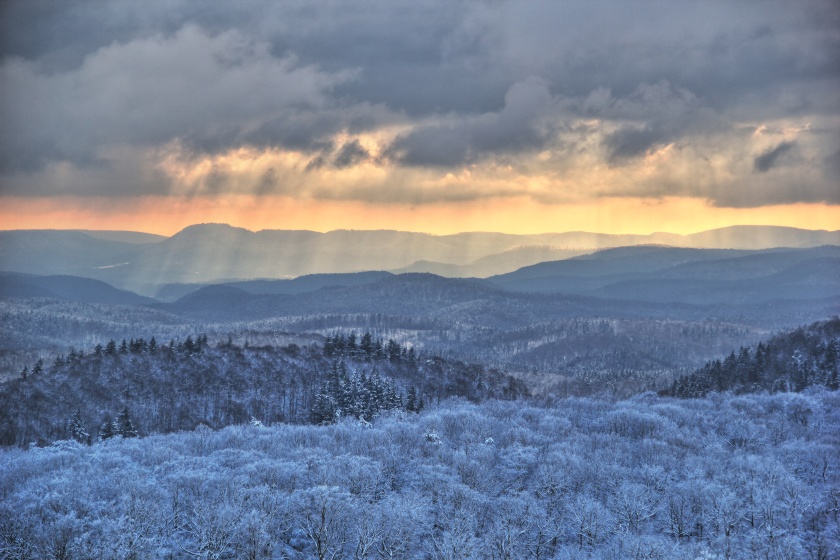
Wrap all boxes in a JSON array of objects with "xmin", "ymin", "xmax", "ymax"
[{"xmin": 67, "ymin": 410, "xmax": 89, "ymax": 444}]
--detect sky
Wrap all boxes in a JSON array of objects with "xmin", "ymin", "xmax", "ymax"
[{"xmin": 1, "ymin": 0, "xmax": 839, "ymax": 235}]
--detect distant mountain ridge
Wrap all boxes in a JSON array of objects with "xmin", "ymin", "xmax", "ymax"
[
  {"xmin": 154, "ymin": 244, "xmax": 840, "ymax": 328},
  {"xmin": 487, "ymin": 245, "xmax": 840, "ymax": 302},
  {"xmin": 154, "ymin": 271, "xmax": 395, "ymax": 302},
  {"xmin": 1, "ymin": 224, "xmax": 838, "ymax": 294},
  {"xmin": 0, "ymin": 272, "xmax": 155, "ymax": 305},
  {"xmin": 2, "ymin": 245, "xmax": 834, "ymax": 325},
  {"xmin": 2, "ymin": 245, "xmax": 838, "ymax": 387}
]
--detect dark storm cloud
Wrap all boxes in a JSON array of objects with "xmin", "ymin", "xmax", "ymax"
[
  {"xmin": 604, "ymin": 126, "xmax": 667, "ymax": 164},
  {"xmin": 0, "ymin": 23, "xmax": 348, "ymax": 192},
  {"xmin": 593, "ymin": 81, "xmax": 722, "ymax": 165},
  {"xmin": 0, "ymin": 0, "xmax": 839, "ymax": 207},
  {"xmin": 245, "ymin": 104, "xmax": 391, "ymax": 155},
  {"xmin": 333, "ymin": 140, "xmax": 371, "ymax": 169},
  {"xmin": 386, "ymin": 77, "xmax": 554, "ymax": 166},
  {"xmin": 753, "ymin": 141, "xmax": 797, "ymax": 173},
  {"xmin": 824, "ymin": 149, "xmax": 840, "ymax": 182}
]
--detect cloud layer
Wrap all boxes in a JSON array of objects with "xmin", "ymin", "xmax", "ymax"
[{"xmin": 1, "ymin": 0, "xmax": 838, "ymax": 208}]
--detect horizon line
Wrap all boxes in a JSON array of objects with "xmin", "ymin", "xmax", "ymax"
[{"xmin": 1, "ymin": 222, "xmax": 838, "ymax": 238}]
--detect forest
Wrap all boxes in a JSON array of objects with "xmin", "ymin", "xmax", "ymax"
[
  {"xmin": 1, "ymin": 319, "xmax": 838, "ymax": 559},
  {"xmin": 1, "ymin": 389, "xmax": 837, "ymax": 559},
  {"xmin": 4, "ymin": 318, "xmax": 837, "ymax": 450},
  {"xmin": 667, "ymin": 318, "xmax": 840, "ymax": 397},
  {"xmin": 0, "ymin": 331, "xmax": 525, "ymax": 447}
]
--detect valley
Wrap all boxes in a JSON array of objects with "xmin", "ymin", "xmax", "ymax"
[
  {"xmin": 2, "ymin": 225, "xmax": 838, "ymax": 395},
  {"xmin": 1, "ymin": 225, "xmax": 838, "ymax": 559}
]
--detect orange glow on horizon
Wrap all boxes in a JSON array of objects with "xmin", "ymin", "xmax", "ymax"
[{"xmin": 1, "ymin": 195, "xmax": 838, "ymax": 237}]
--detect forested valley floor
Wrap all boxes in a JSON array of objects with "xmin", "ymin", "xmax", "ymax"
[
  {"xmin": 2, "ymin": 390, "xmax": 838, "ymax": 559},
  {"xmin": 1, "ymin": 312, "xmax": 838, "ymax": 559}
]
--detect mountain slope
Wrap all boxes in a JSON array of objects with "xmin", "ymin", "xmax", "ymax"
[
  {"xmin": 488, "ymin": 246, "xmax": 840, "ymax": 304},
  {"xmin": 158, "ymin": 268, "xmax": 839, "ymax": 330},
  {"xmin": 155, "ymin": 271, "xmax": 394, "ymax": 301},
  {"xmin": 681, "ymin": 225, "xmax": 840, "ymax": 249},
  {"xmin": 2, "ymin": 224, "xmax": 838, "ymax": 294},
  {"xmin": 666, "ymin": 316, "xmax": 840, "ymax": 397},
  {"xmin": 0, "ymin": 230, "xmax": 143, "ymax": 278},
  {"xmin": 0, "ymin": 272, "xmax": 155, "ymax": 305},
  {"xmin": 0, "ymin": 334, "xmax": 524, "ymax": 446}
]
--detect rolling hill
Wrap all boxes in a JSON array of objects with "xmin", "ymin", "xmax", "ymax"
[
  {"xmin": 2, "ymin": 224, "xmax": 838, "ymax": 295},
  {"xmin": 0, "ymin": 272, "xmax": 155, "ymax": 305},
  {"xmin": 487, "ymin": 245, "xmax": 840, "ymax": 304}
]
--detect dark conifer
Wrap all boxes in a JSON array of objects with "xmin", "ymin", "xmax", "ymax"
[
  {"xmin": 406, "ymin": 386, "xmax": 418, "ymax": 412},
  {"xmin": 116, "ymin": 407, "xmax": 138, "ymax": 438},
  {"xmin": 68, "ymin": 411, "xmax": 89, "ymax": 444},
  {"xmin": 99, "ymin": 417, "xmax": 115, "ymax": 441}
]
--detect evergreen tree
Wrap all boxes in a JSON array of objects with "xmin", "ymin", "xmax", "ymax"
[
  {"xmin": 331, "ymin": 361, "xmax": 349, "ymax": 407},
  {"xmin": 105, "ymin": 340, "xmax": 117, "ymax": 355},
  {"xmin": 750, "ymin": 342, "xmax": 765, "ymax": 383},
  {"xmin": 20, "ymin": 365, "xmax": 28, "ymax": 380},
  {"xmin": 721, "ymin": 351, "xmax": 737, "ymax": 390},
  {"xmin": 333, "ymin": 334, "xmax": 346, "ymax": 356},
  {"xmin": 129, "ymin": 338, "xmax": 148, "ymax": 353},
  {"xmin": 311, "ymin": 392, "xmax": 337, "ymax": 425},
  {"xmin": 99, "ymin": 417, "xmax": 115, "ymax": 441},
  {"xmin": 383, "ymin": 378, "xmax": 401, "ymax": 411},
  {"xmin": 32, "ymin": 358, "xmax": 43, "ymax": 376},
  {"xmin": 116, "ymin": 407, "xmax": 138, "ymax": 438},
  {"xmin": 387, "ymin": 339, "xmax": 401, "ymax": 363},
  {"xmin": 791, "ymin": 351, "xmax": 810, "ymax": 392},
  {"xmin": 68, "ymin": 411, "xmax": 89, "ymax": 444},
  {"xmin": 366, "ymin": 369, "xmax": 382, "ymax": 420},
  {"xmin": 360, "ymin": 332, "xmax": 374, "ymax": 361},
  {"xmin": 406, "ymin": 386, "xmax": 418, "ymax": 412},
  {"xmin": 736, "ymin": 346, "xmax": 751, "ymax": 385},
  {"xmin": 373, "ymin": 337, "xmax": 384, "ymax": 360},
  {"xmin": 323, "ymin": 334, "xmax": 336, "ymax": 356},
  {"xmin": 347, "ymin": 332, "xmax": 358, "ymax": 357}
]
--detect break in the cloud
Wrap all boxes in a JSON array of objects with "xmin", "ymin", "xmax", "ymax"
[{"xmin": 1, "ymin": 0, "xmax": 839, "ymax": 213}]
